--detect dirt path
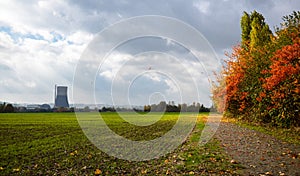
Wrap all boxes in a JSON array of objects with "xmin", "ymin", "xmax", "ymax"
[{"xmin": 214, "ymin": 121, "xmax": 300, "ymax": 176}]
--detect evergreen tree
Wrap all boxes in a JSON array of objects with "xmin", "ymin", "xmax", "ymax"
[
  {"xmin": 241, "ymin": 11, "xmax": 251, "ymax": 45},
  {"xmin": 249, "ymin": 11, "xmax": 272, "ymax": 49}
]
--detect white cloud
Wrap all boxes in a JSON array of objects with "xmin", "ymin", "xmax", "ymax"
[
  {"xmin": 193, "ymin": 1, "xmax": 210, "ymax": 14},
  {"xmin": 67, "ymin": 31, "xmax": 93, "ymax": 45},
  {"xmin": 94, "ymin": 50, "xmax": 211, "ymax": 105},
  {"xmin": 99, "ymin": 52, "xmax": 132, "ymax": 80},
  {"xmin": 0, "ymin": 32, "xmax": 14, "ymax": 49},
  {"xmin": 0, "ymin": 0, "xmax": 299, "ymax": 105}
]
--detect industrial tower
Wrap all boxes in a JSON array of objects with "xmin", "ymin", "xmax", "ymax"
[{"xmin": 54, "ymin": 85, "xmax": 69, "ymax": 108}]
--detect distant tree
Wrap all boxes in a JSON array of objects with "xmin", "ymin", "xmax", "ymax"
[
  {"xmin": 133, "ymin": 108, "xmax": 143, "ymax": 112},
  {"xmin": 83, "ymin": 106, "xmax": 90, "ymax": 112},
  {"xmin": 144, "ymin": 102, "xmax": 208, "ymax": 113},
  {"xmin": 4, "ymin": 104, "xmax": 14, "ymax": 113},
  {"xmin": 69, "ymin": 107, "xmax": 75, "ymax": 112},
  {"xmin": 180, "ymin": 103, "xmax": 187, "ymax": 112},
  {"xmin": 0, "ymin": 102, "xmax": 5, "ymax": 112},
  {"xmin": 157, "ymin": 101, "xmax": 167, "ymax": 112},
  {"xmin": 100, "ymin": 106, "xmax": 116, "ymax": 112},
  {"xmin": 144, "ymin": 105, "xmax": 151, "ymax": 112},
  {"xmin": 166, "ymin": 104, "xmax": 180, "ymax": 112}
]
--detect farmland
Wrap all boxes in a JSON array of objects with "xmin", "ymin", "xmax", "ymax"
[{"xmin": 0, "ymin": 112, "xmax": 242, "ymax": 175}]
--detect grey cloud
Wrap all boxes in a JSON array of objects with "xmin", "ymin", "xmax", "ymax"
[
  {"xmin": 43, "ymin": 0, "xmax": 300, "ymax": 53},
  {"xmin": 1, "ymin": 0, "xmax": 299, "ymax": 104}
]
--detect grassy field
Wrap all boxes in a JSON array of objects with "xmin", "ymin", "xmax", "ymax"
[{"xmin": 0, "ymin": 112, "xmax": 242, "ymax": 175}]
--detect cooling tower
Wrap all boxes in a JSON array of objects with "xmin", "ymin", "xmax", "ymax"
[{"xmin": 54, "ymin": 85, "xmax": 69, "ymax": 108}]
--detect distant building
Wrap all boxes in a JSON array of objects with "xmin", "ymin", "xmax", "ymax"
[
  {"xmin": 54, "ymin": 85, "xmax": 69, "ymax": 108},
  {"xmin": 27, "ymin": 104, "xmax": 41, "ymax": 110},
  {"xmin": 26, "ymin": 104, "xmax": 51, "ymax": 112}
]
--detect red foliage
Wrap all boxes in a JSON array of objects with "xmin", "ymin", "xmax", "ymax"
[
  {"xmin": 211, "ymin": 11, "xmax": 300, "ymax": 127},
  {"xmin": 263, "ymin": 38, "xmax": 300, "ymax": 102},
  {"xmin": 224, "ymin": 47, "xmax": 245, "ymax": 103}
]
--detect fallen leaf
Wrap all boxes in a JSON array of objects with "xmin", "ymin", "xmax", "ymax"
[
  {"xmin": 291, "ymin": 153, "xmax": 297, "ymax": 159},
  {"xmin": 279, "ymin": 171, "xmax": 285, "ymax": 176},
  {"xmin": 230, "ymin": 159, "xmax": 237, "ymax": 164},
  {"xmin": 189, "ymin": 171, "xmax": 195, "ymax": 175},
  {"xmin": 141, "ymin": 169, "xmax": 147, "ymax": 174},
  {"xmin": 265, "ymin": 171, "xmax": 272, "ymax": 175},
  {"xmin": 13, "ymin": 168, "xmax": 20, "ymax": 172},
  {"xmin": 95, "ymin": 168, "xmax": 102, "ymax": 175},
  {"xmin": 166, "ymin": 170, "xmax": 170, "ymax": 175},
  {"xmin": 210, "ymin": 157, "xmax": 216, "ymax": 162}
]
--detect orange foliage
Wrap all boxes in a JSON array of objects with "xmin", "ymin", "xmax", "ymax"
[
  {"xmin": 212, "ymin": 11, "xmax": 300, "ymax": 126},
  {"xmin": 263, "ymin": 38, "xmax": 300, "ymax": 102}
]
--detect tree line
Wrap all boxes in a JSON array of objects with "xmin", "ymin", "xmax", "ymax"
[
  {"xmin": 0, "ymin": 102, "xmax": 14, "ymax": 113},
  {"xmin": 0, "ymin": 102, "xmax": 75, "ymax": 113},
  {"xmin": 99, "ymin": 101, "xmax": 210, "ymax": 113},
  {"xmin": 143, "ymin": 101, "xmax": 210, "ymax": 112},
  {"xmin": 212, "ymin": 11, "xmax": 300, "ymax": 127}
]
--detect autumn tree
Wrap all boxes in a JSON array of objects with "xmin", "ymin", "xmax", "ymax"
[
  {"xmin": 241, "ymin": 12, "xmax": 251, "ymax": 47},
  {"xmin": 259, "ymin": 11, "xmax": 300, "ymax": 127},
  {"xmin": 212, "ymin": 10, "xmax": 300, "ymax": 127},
  {"xmin": 222, "ymin": 11, "xmax": 273, "ymax": 119},
  {"xmin": 249, "ymin": 11, "xmax": 272, "ymax": 49}
]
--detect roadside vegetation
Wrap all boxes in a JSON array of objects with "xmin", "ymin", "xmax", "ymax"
[{"xmin": 212, "ymin": 11, "xmax": 300, "ymax": 128}]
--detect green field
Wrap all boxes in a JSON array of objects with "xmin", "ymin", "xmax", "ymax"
[{"xmin": 0, "ymin": 112, "xmax": 242, "ymax": 175}]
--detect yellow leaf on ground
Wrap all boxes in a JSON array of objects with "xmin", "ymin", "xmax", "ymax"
[
  {"xmin": 13, "ymin": 168, "xmax": 20, "ymax": 172},
  {"xmin": 189, "ymin": 171, "xmax": 195, "ymax": 175},
  {"xmin": 95, "ymin": 168, "xmax": 102, "ymax": 175}
]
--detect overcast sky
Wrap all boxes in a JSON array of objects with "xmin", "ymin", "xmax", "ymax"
[{"xmin": 0, "ymin": 0, "xmax": 299, "ymax": 106}]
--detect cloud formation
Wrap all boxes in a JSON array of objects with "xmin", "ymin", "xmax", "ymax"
[{"xmin": 0, "ymin": 0, "xmax": 299, "ymax": 106}]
